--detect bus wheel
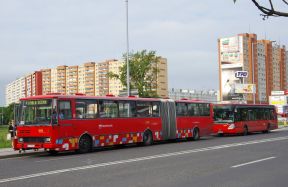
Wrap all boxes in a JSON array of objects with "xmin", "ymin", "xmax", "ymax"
[
  {"xmin": 263, "ymin": 124, "xmax": 270, "ymax": 134},
  {"xmin": 47, "ymin": 150, "xmax": 58, "ymax": 155},
  {"xmin": 217, "ymin": 133, "xmax": 224, "ymax": 137},
  {"xmin": 243, "ymin": 126, "xmax": 248, "ymax": 136},
  {"xmin": 192, "ymin": 128, "xmax": 200, "ymax": 141},
  {"xmin": 78, "ymin": 135, "xmax": 92, "ymax": 153},
  {"xmin": 143, "ymin": 130, "xmax": 153, "ymax": 146}
]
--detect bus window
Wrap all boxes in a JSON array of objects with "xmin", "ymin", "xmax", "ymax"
[
  {"xmin": 240, "ymin": 108, "xmax": 248, "ymax": 121},
  {"xmin": 119, "ymin": 101, "xmax": 136, "ymax": 118},
  {"xmin": 99, "ymin": 100, "xmax": 118, "ymax": 118},
  {"xmin": 76, "ymin": 100, "xmax": 98, "ymax": 119},
  {"xmin": 176, "ymin": 103, "xmax": 188, "ymax": 116},
  {"xmin": 152, "ymin": 102, "xmax": 160, "ymax": 117},
  {"xmin": 187, "ymin": 103, "xmax": 198, "ymax": 116},
  {"xmin": 269, "ymin": 109, "xmax": 275, "ymax": 120},
  {"xmin": 136, "ymin": 102, "xmax": 152, "ymax": 117},
  {"xmin": 198, "ymin": 103, "xmax": 210, "ymax": 116},
  {"xmin": 58, "ymin": 101, "xmax": 72, "ymax": 120}
]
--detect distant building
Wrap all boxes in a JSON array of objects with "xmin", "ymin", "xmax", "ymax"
[
  {"xmin": 218, "ymin": 33, "xmax": 287, "ymax": 104},
  {"xmin": 5, "ymin": 71, "xmax": 42, "ymax": 105},
  {"xmin": 5, "ymin": 58, "xmax": 168, "ymax": 106},
  {"xmin": 169, "ymin": 88, "xmax": 219, "ymax": 103}
]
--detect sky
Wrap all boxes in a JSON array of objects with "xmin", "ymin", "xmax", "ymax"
[{"xmin": 0, "ymin": 0, "xmax": 288, "ymax": 106}]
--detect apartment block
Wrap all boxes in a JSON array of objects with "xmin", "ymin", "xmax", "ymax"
[
  {"xmin": 6, "ymin": 58, "xmax": 168, "ymax": 106},
  {"xmin": 286, "ymin": 51, "xmax": 288, "ymax": 88},
  {"xmin": 155, "ymin": 57, "xmax": 168, "ymax": 98},
  {"xmin": 5, "ymin": 77, "xmax": 26, "ymax": 106},
  {"xmin": 66, "ymin": 66, "xmax": 79, "ymax": 95},
  {"xmin": 257, "ymin": 42, "xmax": 267, "ymax": 102},
  {"xmin": 108, "ymin": 60, "xmax": 124, "ymax": 96},
  {"xmin": 5, "ymin": 71, "xmax": 42, "ymax": 106},
  {"xmin": 219, "ymin": 33, "xmax": 287, "ymax": 104}
]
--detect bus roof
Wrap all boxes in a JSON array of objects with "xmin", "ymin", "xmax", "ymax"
[
  {"xmin": 20, "ymin": 95, "xmax": 212, "ymax": 104},
  {"xmin": 214, "ymin": 103, "xmax": 275, "ymax": 108},
  {"xmin": 20, "ymin": 95, "xmax": 162, "ymax": 102}
]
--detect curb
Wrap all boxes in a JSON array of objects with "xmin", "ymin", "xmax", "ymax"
[{"xmin": 0, "ymin": 150, "xmax": 45, "ymax": 159}]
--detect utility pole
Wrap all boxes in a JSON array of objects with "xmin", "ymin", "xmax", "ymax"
[{"xmin": 125, "ymin": 0, "xmax": 130, "ymax": 96}]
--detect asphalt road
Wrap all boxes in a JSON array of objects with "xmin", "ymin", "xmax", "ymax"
[{"xmin": 0, "ymin": 129, "xmax": 288, "ymax": 187}]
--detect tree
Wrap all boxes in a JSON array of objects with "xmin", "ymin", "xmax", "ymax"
[
  {"xmin": 234, "ymin": 0, "xmax": 288, "ymax": 19},
  {"xmin": 1, "ymin": 103, "xmax": 15, "ymax": 125},
  {"xmin": 109, "ymin": 50, "xmax": 160, "ymax": 98}
]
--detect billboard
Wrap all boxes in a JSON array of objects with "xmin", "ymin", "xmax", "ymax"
[
  {"xmin": 220, "ymin": 36, "xmax": 244, "ymax": 102},
  {"xmin": 269, "ymin": 96, "xmax": 287, "ymax": 106},
  {"xmin": 220, "ymin": 36, "xmax": 243, "ymax": 66},
  {"xmin": 235, "ymin": 84, "xmax": 256, "ymax": 94},
  {"xmin": 220, "ymin": 36, "xmax": 242, "ymax": 53},
  {"xmin": 221, "ymin": 66, "xmax": 244, "ymax": 101}
]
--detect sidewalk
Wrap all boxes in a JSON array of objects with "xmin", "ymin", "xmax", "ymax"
[{"xmin": 0, "ymin": 148, "xmax": 44, "ymax": 159}]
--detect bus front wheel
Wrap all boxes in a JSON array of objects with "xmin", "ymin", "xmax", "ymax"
[
  {"xmin": 78, "ymin": 135, "xmax": 92, "ymax": 153},
  {"xmin": 263, "ymin": 124, "xmax": 270, "ymax": 133},
  {"xmin": 243, "ymin": 126, "xmax": 248, "ymax": 136}
]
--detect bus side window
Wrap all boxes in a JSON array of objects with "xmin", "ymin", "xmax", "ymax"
[
  {"xmin": 76, "ymin": 99, "xmax": 98, "ymax": 119},
  {"xmin": 136, "ymin": 102, "xmax": 152, "ymax": 117},
  {"xmin": 240, "ymin": 109, "xmax": 248, "ymax": 121},
  {"xmin": 119, "ymin": 101, "xmax": 136, "ymax": 118},
  {"xmin": 269, "ymin": 109, "xmax": 275, "ymax": 120},
  {"xmin": 152, "ymin": 102, "xmax": 160, "ymax": 117},
  {"xmin": 176, "ymin": 103, "xmax": 188, "ymax": 116},
  {"xmin": 99, "ymin": 100, "xmax": 118, "ymax": 118},
  {"xmin": 58, "ymin": 101, "xmax": 72, "ymax": 120},
  {"xmin": 234, "ymin": 112, "xmax": 241, "ymax": 122}
]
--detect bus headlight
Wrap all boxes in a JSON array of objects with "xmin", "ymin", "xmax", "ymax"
[
  {"xmin": 45, "ymin": 138, "xmax": 51, "ymax": 143},
  {"xmin": 18, "ymin": 138, "xmax": 23, "ymax": 142},
  {"xmin": 228, "ymin": 123, "xmax": 235, "ymax": 130}
]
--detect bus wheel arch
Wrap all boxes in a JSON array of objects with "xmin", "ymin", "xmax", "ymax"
[
  {"xmin": 142, "ymin": 129, "xmax": 153, "ymax": 146},
  {"xmin": 243, "ymin": 125, "xmax": 248, "ymax": 136},
  {"xmin": 192, "ymin": 127, "xmax": 200, "ymax": 141},
  {"xmin": 263, "ymin": 124, "xmax": 271, "ymax": 133},
  {"xmin": 77, "ymin": 133, "xmax": 93, "ymax": 153}
]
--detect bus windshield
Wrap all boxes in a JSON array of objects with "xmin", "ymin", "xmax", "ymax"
[
  {"xmin": 19, "ymin": 99, "xmax": 53, "ymax": 126},
  {"xmin": 214, "ymin": 106, "xmax": 235, "ymax": 123}
]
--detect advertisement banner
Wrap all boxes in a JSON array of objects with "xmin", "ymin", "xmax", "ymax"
[
  {"xmin": 235, "ymin": 84, "xmax": 256, "ymax": 94},
  {"xmin": 221, "ymin": 66, "xmax": 243, "ymax": 101},
  {"xmin": 220, "ymin": 35, "xmax": 245, "ymax": 102},
  {"xmin": 269, "ymin": 96, "xmax": 287, "ymax": 106},
  {"xmin": 220, "ymin": 36, "xmax": 241, "ymax": 53}
]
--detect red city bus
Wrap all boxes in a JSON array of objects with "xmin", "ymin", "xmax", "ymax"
[
  {"xmin": 14, "ymin": 94, "xmax": 214, "ymax": 154},
  {"xmin": 213, "ymin": 104, "xmax": 278, "ymax": 136}
]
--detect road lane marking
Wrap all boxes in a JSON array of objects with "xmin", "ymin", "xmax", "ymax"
[
  {"xmin": 231, "ymin": 157, "xmax": 276, "ymax": 168},
  {"xmin": 0, "ymin": 136, "xmax": 288, "ymax": 184},
  {"xmin": 35, "ymin": 155, "xmax": 83, "ymax": 163}
]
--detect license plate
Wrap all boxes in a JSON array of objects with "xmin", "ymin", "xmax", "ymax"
[{"xmin": 27, "ymin": 144, "xmax": 35, "ymax": 148}]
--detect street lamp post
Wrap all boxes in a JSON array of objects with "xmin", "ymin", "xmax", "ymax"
[{"xmin": 125, "ymin": 0, "xmax": 130, "ymax": 96}]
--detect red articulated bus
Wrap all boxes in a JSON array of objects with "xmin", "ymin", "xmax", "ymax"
[
  {"xmin": 213, "ymin": 104, "xmax": 278, "ymax": 136},
  {"xmin": 14, "ymin": 94, "xmax": 214, "ymax": 154}
]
